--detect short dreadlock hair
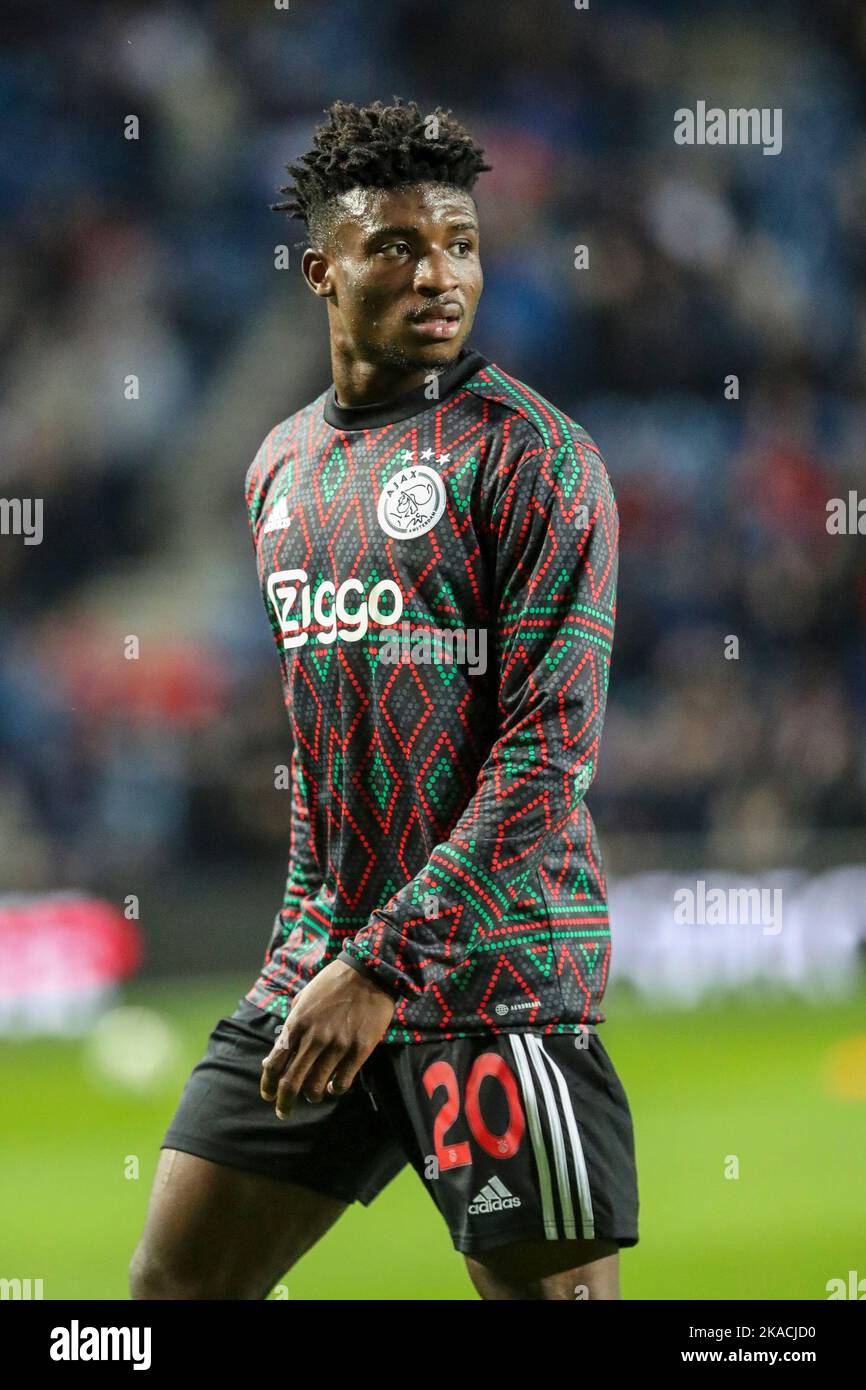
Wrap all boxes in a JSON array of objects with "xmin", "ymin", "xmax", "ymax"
[{"xmin": 272, "ymin": 97, "xmax": 491, "ymax": 246}]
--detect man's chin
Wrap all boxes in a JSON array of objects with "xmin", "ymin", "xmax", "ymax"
[{"xmin": 370, "ymin": 331, "xmax": 467, "ymax": 376}]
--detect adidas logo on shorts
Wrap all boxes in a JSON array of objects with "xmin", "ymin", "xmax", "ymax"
[{"xmin": 468, "ymin": 1176, "xmax": 522, "ymax": 1215}]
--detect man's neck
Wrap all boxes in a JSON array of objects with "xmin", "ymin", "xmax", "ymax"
[
  {"xmin": 322, "ymin": 345, "xmax": 487, "ymax": 432},
  {"xmin": 330, "ymin": 347, "xmax": 450, "ymax": 409}
]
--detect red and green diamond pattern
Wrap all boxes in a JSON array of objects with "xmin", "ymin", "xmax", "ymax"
[{"xmin": 243, "ymin": 357, "xmax": 619, "ymax": 1044}]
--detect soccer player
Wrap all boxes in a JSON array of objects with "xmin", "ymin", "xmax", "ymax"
[{"xmin": 130, "ymin": 99, "xmax": 638, "ymax": 1301}]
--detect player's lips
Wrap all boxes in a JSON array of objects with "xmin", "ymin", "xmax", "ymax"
[
  {"xmin": 408, "ymin": 300, "xmax": 464, "ymax": 337},
  {"xmin": 409, "ymin": 318, "xmax": 461, "ymax": 339},
  {"xmin": 408, "ymin": 306, "xmax": 463, "ymax": 340}
]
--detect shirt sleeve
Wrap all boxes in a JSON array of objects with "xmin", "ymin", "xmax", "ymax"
[
  {"xmin": 244, "ymin": 444, "xmax": 324, "ymax": 948},
  {"xmin": 274, "ymin": 740, "xmax": 324, "ymax": 935},
  {"xmin": 337, "ymin": 426, "xmax": 619, "ymax": 1000}
]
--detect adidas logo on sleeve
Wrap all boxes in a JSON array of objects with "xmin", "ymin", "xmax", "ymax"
[{"xmin": 262, "ymin": 494, "xmax": 292, "ymax": 533}]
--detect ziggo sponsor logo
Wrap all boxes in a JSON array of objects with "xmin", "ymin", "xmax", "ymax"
[{"xmin": 267, "ymin": 569, "xmax": 403, "ymax": 647}]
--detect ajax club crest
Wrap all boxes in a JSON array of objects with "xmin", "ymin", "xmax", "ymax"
[{"xmin": 377, "ymin": 464, "xmax": 446, "ymax": 539}]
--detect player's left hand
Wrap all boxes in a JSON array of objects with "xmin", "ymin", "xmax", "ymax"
[{"xmin": 260, "ymin": 960, "xmax": 395, "ymax": 1120}]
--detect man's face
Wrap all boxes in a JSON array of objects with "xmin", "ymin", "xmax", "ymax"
[{"xmin": 307, "ymin": 183, "xmax": 483, "ymax": 373}]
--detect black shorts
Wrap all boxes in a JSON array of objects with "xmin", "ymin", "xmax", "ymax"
[{"xmin": 162, "ymin": 999, "xmax": 639, "ymax": 1256}]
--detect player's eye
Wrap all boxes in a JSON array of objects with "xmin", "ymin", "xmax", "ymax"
[
  {"xmin": 451, "ymin": 240, "xmax": 473, "ymax": 256},
  {"xmin": 380, "ymin": 241, "xmax": 413, "ymax": 259}
]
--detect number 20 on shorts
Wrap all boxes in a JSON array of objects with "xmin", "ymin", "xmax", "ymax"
[{"xmin": 423, "ymin": 1053, "xmax": 526, "ymax": 1170}]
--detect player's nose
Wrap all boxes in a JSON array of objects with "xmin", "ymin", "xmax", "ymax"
[{"xmin": 413, "ymin": 249, "xmax": 459, "ymax": 294}]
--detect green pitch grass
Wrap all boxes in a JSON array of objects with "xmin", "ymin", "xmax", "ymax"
[{"xmin": 1, "ymin": 974, "xmax": 863, "ymax": 1300}]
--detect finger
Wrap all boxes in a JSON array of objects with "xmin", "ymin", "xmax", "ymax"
[
  {"xmin": 327, "ymin": 1046, "xmax": 366, "ymax": 1098},
  {"xmin": 274, "ymin": 1037, "xmax": 322, "ymax": 1120},
  {"xmin": 260, "ymin": 1026, "xmax": 298, "ymax": 1102},
  {"xmin": 301, "ymin": 1045, "xmax": 347, "ymax": 1104}
]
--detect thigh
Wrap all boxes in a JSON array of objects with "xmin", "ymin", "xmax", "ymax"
[
  {"xmin": 465, "ymin": 1238, "xmax": 620, "ymax": 1300},
  {"xmin": 132, "ymin": 1148, "xmax": 346, "ymax": 1299},
  {"xmin": 132, "ymin": 999, "xmax": 407, "ymax": 1298}
]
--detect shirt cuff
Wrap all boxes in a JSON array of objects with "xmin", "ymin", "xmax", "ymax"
[{"xmin": 336, "ymin": 946, "xmax": 406, "ymax": 1002}]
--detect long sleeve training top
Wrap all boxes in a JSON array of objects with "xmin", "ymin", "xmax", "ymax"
[{"xmin": 243, "ymin": 347, "xmax": 619, "ymax": 1044}]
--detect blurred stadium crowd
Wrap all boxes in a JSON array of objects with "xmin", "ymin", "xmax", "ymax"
[{"xmin": 1, "ymin": 0, "xmax": 864, "ymax": 893}]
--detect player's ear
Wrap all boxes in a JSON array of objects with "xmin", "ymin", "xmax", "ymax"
[{"xmin": 302, "ymin": 248, "xmax": 335, "ymax": 298}]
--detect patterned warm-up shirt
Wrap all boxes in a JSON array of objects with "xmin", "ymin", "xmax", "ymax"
[{"xmin": 243, "ymin": 346, "xmax": 619, "ymax": 1044}]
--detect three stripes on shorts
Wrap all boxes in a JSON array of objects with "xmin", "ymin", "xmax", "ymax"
[{"xmin": 508, "ymin": 1034, "xmax": 595, "ymax": 1240}]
